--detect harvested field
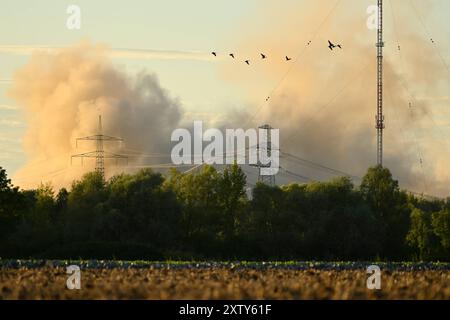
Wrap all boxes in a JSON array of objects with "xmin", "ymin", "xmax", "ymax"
[{"xmin": 1, "ymin": 261, "xmax": 449, "ymax": 299}]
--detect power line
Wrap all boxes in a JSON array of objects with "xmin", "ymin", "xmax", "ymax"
[
  {"xmin": 282, "ymin": 60, "xmax": 371, "ymax": 145},
  {"xmin": 384, "ymin": 73, "xmax": 428, "ymax": 194},
  {"xmin": 279, "ymin": 166, "xmax": 311, "ymax": 182},
  {"xmin": 408, "ymin": 0, "xmax": 450, "ymax": 74},
  {"xmin": 71, "ymin": 115, "xmax": 127, "ymax": 180},
  {"xmin": 12, "ymin": 167, "xmax": 70, "ymax": 187},
  {"xmin": 244, "ymin": 0, "xmax": 344, "ymax": 127},
  {"xmin": 281, "ymin": 151, "xmax": 361, "ymax": 180},
  {"xmin": 385, "ymin": 61, "xmax": 450, "ymax": 148},
  {"xmin": 388, "ymin": 0, "xmax": 402, "ymax": 53}
]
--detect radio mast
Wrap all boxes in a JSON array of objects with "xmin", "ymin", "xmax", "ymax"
[{"xmin": 375, "ymin": 0, "xmax": 385, "ymax": 166}]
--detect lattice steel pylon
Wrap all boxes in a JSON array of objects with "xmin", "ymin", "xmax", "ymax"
[
  {"xmin": 71, "ymin": 115, "xmax": 127, "ymax": 179},
  {"xmin": 250, "ymin": 124, "xmax": 278, "ymax": 186},
  {"xmin": 375, "ymin": 0, "xmax": 385, "ymax": 166}
]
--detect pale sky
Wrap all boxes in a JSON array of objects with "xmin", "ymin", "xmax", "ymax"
[
  {"xmin": 1, "ymin": 0, "xmax": 265, "ymax": 173},
  {"xmin": 1, "ymin": 0, "xmax": 449, "ymax": 181}
]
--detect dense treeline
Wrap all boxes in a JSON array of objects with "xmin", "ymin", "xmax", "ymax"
[{"xmin": 0, "ymin": 165, "xmax": 449, "ymax": 261}]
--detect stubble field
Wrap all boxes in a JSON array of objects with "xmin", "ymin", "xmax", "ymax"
[{"xmin": 1, "ymin": 261, "xmax": 449, "ymax": 299}]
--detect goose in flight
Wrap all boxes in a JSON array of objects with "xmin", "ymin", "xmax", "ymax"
[{"xmin": 328, "ymin": 40, "xmax": 342, "ymax": 50}]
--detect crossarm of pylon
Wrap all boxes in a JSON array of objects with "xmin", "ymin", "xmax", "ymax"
[
  {"xmin": 71, "ymin": 151, "xmax": 128, "ymax": 165},
  {"xmin": 102, "ymin": 151, "xmax": 128, "ymax": 159},
  {"xmin": 71, "ymin": 151, "xmax": 98, "ymax": 166},
  {"xmin": 71, "ymin": 151, "xmax": 98, "ymax": 158},
  {"xmin": 100, "ymin": 135, "xmax": 123, "ymax": 141},
  {"xmin": 76, "ymin": 134, "xmax": 122, "ymax": 143},
  {"xmin": 72, "ymin": 151, "xmax": 128, "ymax": 159}
]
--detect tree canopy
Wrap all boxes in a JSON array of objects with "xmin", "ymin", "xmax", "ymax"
[{"xmin": 0, "ymin": 165, "xmax": 449, "ymax": 261}]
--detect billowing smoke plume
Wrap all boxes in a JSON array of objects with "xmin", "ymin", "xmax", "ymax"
[
  {"xmin": 219, "ymin": 0, "xmax": 450, "ymax": 196},
  {"xmin": 9, "ymin": 1, "xmax": 450, "ymax": 197},
  {"xmin": 10, "ymin": 43, "xmax": 182, "ymax": 188}
]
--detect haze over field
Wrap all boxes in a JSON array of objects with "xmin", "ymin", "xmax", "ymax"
[
  {"xmin": 1, "ymin": 0, "xmax": 449, "ymax": 196},
  {"xmin": 10, "ymin": 43, "xmax": 183, "ymax": 187}
]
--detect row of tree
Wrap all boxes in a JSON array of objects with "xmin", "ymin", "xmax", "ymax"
[{"xmin": 0, "ymin": 165, "xmax": 449, "ymax": 261}]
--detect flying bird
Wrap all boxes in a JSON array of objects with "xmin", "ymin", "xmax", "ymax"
[
  {"xmin": 211, "ymin": 52, "xmax": 217, "ymax": 56},
  {"xmin": 328, "ymin": 40, "xmax": 342, "ymax": 50},
  {"xmin": 244, "ymin": 60, "xmax": 250, "ymax": 65},
  {"xmin": 260, "ymin": 53, "xmax": 266, "ymax": 59},
  {"xmin": 285, "ymin": 56, "xmax": 292, "ymax": 61},
  {"xmin": 229, "ymin": 53, "xmax": 235, "ymax": 58},
  {"xmin": 328, "ymin": 40, "xmax": 334, "ymax": 50}
]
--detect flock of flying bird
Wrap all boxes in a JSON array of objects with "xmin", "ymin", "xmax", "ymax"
[{"xmin": 211, "ymin": 40, "xmax": 342, "ymax": 65}]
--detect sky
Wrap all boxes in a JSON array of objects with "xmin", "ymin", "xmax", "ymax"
[
  {"xmin": 1, "ymin": 0, "xmax": 450, "ymax": 195},
  {"xmin": 0, "ymin": 0, "xmax": 263, "ymax": 174}
]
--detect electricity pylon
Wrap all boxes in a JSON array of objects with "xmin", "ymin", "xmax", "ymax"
[
  {"xmin": 71, "ymin": 115, "xmax": 127, "ymax": 179},
  {"xmin": 250, "ymin": 124, "xmax": 278, "ymax": 186}
]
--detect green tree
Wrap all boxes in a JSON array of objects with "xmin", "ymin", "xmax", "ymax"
[
  {"xmin": 432, "ymin": 209, "xmax": 450, "ymax": 253},
  {"xmin": 165, "ymin": 165, "xmax": 247, "ymax": 257},
  {"xmin": 165, "ymin": 165, "xmax": 221, "ymax": 251},
  {"xmin": 54, "ymin": 188, "xmax": 69, "ymax": 223},
  {"xmin": 247, "ymin": 182, "xmax": 285, "ymax": 258},
  {"xmin": 217, "ymin": 163, "xmax": 247, "ymax": 240},
  {"xmin": 32, "ymin": 183, "xmax": 55, "ymax": 226},
  {"xmin": 105, "ymin": 169, "xmax": 181, "ymax": 247},
  {"xmin": 360, "ymin": 165, "xmax": 411, "ymax": 259},
  {"xmin": 65, "ymin": 171, "xmax": 107, "ymax": 241},
  {"xmin": 0, "ymin": 167, "xmax": 25, "ymax": 240},
  {"xmin": 407, "ymin": 208, "xmax": 434, "ymax": 260},
  {"xmin": 295, "ymin": 177, "xmax": 379, "ymax": 259}
]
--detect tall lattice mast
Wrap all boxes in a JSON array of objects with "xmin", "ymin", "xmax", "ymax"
[
  {"xmin": 375, "ymin": 0, "xmax": 385, "ymax": 166},
  {"xmin": 71, "ymin": 115, "xmax": 127, "ymax": 179}
]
